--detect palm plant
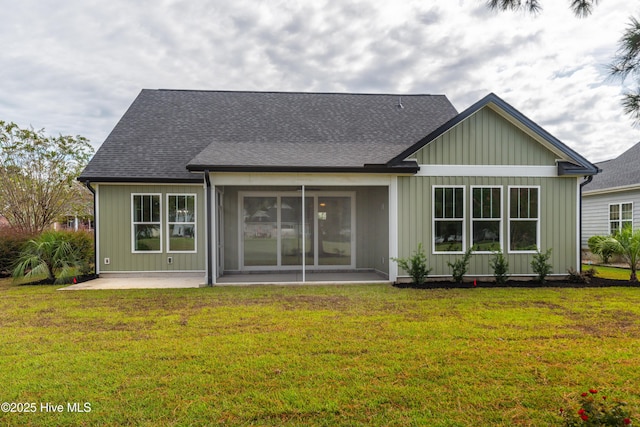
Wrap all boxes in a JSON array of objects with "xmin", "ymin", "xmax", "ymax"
[
  {"xmin": 12, "ymin": 231, "xmax": 82, "ymax": 284},
  {"xmin": 597, "ymin": 226, "xmax": 640, "ymax": 282}
]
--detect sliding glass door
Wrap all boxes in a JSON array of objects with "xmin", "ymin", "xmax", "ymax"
[
  {"xmin": 318, "ymin": 196, "xmax": 351, "ymax": 265},
  {"xmin": 241, "ymin": 192, "xmax": 354, "ymax": 270},
  {"xmin": 243, "ymin": 196, "xmax": 277, "ymax": 266}
]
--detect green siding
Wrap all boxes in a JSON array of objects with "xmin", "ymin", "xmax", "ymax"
[
  {"xmin": 413, "ymin": 108, "xmax": 559, "ymax": 166},
  {"xmin": 397, "ymin": 176, "xmax": 579, "ymax": 277},
  {"xmin": 97, "ymin": 184, "xmax": 205, "ymax": 272}
]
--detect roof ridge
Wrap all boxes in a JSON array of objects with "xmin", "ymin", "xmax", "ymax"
[{"xmin": 149, "ymin": 88, "xmax": 446, "ymax": 97}]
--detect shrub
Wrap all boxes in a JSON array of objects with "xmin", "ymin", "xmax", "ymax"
[
  {"xmin": 560, "ymin": 389, "xmax": 632, "ymax": 426},
  {"xmin": 567, "ymin": 267, "xmax": 597, "ymax": 284},
  {"xmin": 531, "ymin": 248, "xmax": 553, "ymax": 283},
  {"xmin": 447, "ymin": 247, "xmax": 473, "ymax": 284},
  {"xmin": 489, "ymin": 250, "xmax": 509, "ymax": 285},
  {"xmin": 588, "ymin": 235, "xmax": 615, "ymax": 264},
  {"xmin": 12, "ymin": 230, "xmax": 88, "ymax": 284},
  {"xmin": 597, "ymin": 226, "xmax": 640, "ymax": 282},
  {"xmin": 63, "ymin": 230, "xmax": 94, "ymax": 274},
  {"xmin": 392, "ymin": 243, "xmax": 432, "ymax": 285},
  {"xmin": 0, "ymin": 229, "xmax": 33, "ymax": 276}
]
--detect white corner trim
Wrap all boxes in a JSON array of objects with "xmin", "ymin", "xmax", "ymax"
[{"xmin": 416, "ymin": 165, "xmax": 558, "ymax": 177}]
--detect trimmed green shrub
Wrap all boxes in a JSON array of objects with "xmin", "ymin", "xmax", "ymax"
[
  {"xmin": 489, "ymin": 250, "xmax": 509, "ymax": 285},
  {"xmin": 531, "ymin": 248, "xmax": 553, "ymax": 283},
  {"xmin": 447, "ymin": 247, "xmax": 473, "ymax": 284},
  {"xmin": 392, "ymin": 243, "xmax": 432, "ymax": 285}
]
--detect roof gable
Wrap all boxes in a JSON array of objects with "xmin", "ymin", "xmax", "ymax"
[
  {"xmin": 388, "ymin": 93, "xmax": 599, "ymax": 176},
  {"xmin": 80, "ymin": 90, "xmax": 458, "ymax": 181}
]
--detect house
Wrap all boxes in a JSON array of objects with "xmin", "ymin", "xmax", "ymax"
[
  {"xmin": 582, "ymin": 141, "xmax": 640, "ymax": 250},
  {"xmin": 78, "ymin": 90, "xmax": 598, "ymax": 284}
]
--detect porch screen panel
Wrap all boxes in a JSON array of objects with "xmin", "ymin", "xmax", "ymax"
[
  {"xmin": 281, "ymin": 197, "xmax": 314, "ymax": 266},
  {"xmin": 243, "ymin": 197, "xmax": 277, "ymax": 266},
  {"xmin": 318, "ymin": 197, "xmax": 351, "ymax": 265}
]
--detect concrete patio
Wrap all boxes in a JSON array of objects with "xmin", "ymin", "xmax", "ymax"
[{"xmin": 60, "ymin": 271, "xmax": 390, "ymax": 290}]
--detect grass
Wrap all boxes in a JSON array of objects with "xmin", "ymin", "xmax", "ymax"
[
  {"xmin": 1, "ymin": 278, "xmax": 639, "ymax": 426},
  {"xmin": 585, "ymin": 263, "xmax": 636, "ymax": 281}
]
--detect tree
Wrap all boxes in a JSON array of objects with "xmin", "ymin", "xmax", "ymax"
[
  {"xmin": 0, "ymin": 121, "xmax": 93, "ymax": 234},
  {"xmin": 486, "ymin": 0, "xmax": 599, "ymax": 18},
  {"xmin": 487, "ymin": 1, "xmax": 640, "ymax": 122},
  {"xmin": 610, "ymin": 17, "xmax": 640, "ymax": 124},
  {"xmin": 597, "ymin": 226, "xmax": 640, "ymax": 282}
]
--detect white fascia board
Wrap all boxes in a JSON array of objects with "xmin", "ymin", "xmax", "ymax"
[
  {"xmin": 583, "ymin": 184, "xmax": 640, "ymax": 197},
  {"xmin": 415, "ymin": 165, "xmax": 557, "ymax": 178},
  {"xmin": 210, "ymin": 172, "xmax": 400, "ymax": 186}
]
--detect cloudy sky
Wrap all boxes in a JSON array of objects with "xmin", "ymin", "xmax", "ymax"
[{"xmin": 1, "ymin": 0, "xmax": 639, "ymax": 162}]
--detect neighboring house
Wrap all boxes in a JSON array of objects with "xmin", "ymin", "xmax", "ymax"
[
  {"xmin": 79, "ymin": 90, "xmax": 598, "ymax": 284},
  {"xmin": 583, "ymin": 141, "xmax": 640, "ymax": 248}
]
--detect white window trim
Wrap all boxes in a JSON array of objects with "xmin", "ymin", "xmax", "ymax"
[
  {"xmin": 166, "ymin": 193, "xmax": 197, "ymax": 254},
  {"xmin": 432, "ymin": 185, "xmax": 466, "ymax": 255},
  {"xmin": 608, "ymin": 201, "xmax": 634, "ymax": 235},
  {"xmin": 131, "ymin": 193, "xmax": 162, "ymax": 254},
  {"xmin": 507, "ymin": 185, "xmax": 540, "ymax": 254},
  {"xmin": 470, "ymin": 185, "xmax": 503, "ymax": 253}
]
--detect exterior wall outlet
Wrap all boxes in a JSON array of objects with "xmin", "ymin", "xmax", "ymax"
[
  {"xmin": 104, "ymin": 258, "xmax": 110, "ymax": 265},
  {"xmin": 167, "ymin": 256, "xmax": 173, "ymax": 264}
]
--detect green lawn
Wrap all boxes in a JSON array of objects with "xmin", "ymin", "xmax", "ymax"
[
  {"xmin": 1, "ymin": 278, "xmax": 639, "ymax": 426},
  {"xmin": 585, "ymin": 263, "xmax": 637, "ymax": 281}
]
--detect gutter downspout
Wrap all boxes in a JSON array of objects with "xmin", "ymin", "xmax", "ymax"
[
  {"xmin": 579, "ymin": 175, "xmax": 594, "ymax": 272},
  {"xmin": 204, "ymin": 170, "xmax": 213, "ymax": 286},
  {"xmin": 84, "ymin": 180, "xmax": 98, "ymax": 278}
]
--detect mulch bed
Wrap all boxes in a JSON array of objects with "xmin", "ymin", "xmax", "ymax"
[{"xmin": 394, "ymin": 277, "xmax": 638, "ymax": 289}]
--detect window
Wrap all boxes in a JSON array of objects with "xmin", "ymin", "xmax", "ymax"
[
  {"xmin": 167, "ymin": 194, "xmax": 196, "ymax": 252},
  {"xmin": 433, "ymin": 186, "xmax": 464, "ymax": 253},
  {"xmin": 471, "ymin": 187, "xmax": 502, "ymax": 252},
  {"xmin": 508, "ymin": 187, "xmax": 539, "ymax": 252},
  {"xmin": 132, "ymin": 194, "xmax": 161, "ymax": 252},
  {"xmin": 609, "ymin": 202, "xmax": 633, "ymax": 235}
]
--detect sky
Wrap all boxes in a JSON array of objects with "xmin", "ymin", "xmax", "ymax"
[{"xmin": 1, "ymin": 0, "xmax": 639, "ymax": 163}]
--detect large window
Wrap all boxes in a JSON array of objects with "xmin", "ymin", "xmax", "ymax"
[
  {"xmin": 167, "ymin": 194, "xmax": 196, "ymax": 252},
  {"xmin": 508, "ymin": 186, "xmax": 539, "ymax": 252},
  {"xmin": 609, "ymin": 202, "xmax": 633, "ymax": 235},
  {"xmin": 132, "ymin": 194, "xmax": 162, "ymax": 252},
  {"xmin": 471, "ymin": 187, "xmax": 502, "ymax": 252},
  {"xmin": 433, "ymin": 186, "xmax": 464, "ymax": 253}
]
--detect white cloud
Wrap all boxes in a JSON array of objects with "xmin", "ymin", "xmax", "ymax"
[{"xmin": 0, "ymin": 0, "xmax": 638, "ymax": 162}]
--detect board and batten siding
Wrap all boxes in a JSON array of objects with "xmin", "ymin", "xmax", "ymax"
[
  {"xmin": 397, "ymin": 104, "xmax": 580, "ymax": 278},
  {"xmin": 397, "ymin": 176, "xmax": 579, "ymax": 277},
  {"xmin": 582, "ymin": 189, "xmax": 640, "ymax": 247},
  {"xmin": 96, "ymin": 184, "xmax": 206, "ymax": 273},
  {"xmin": 412, "ymin": 108, "xmax": 559, "ymax": 166}
]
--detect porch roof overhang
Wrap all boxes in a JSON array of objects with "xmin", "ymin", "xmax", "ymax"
[{"xmin": 186, "ymin": 161, "xmax": 419, "ymax": 174}]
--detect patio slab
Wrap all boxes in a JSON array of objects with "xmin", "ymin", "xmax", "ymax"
[{"xmin": 60, "ymin": 276, "xmax": 205, "ymax": 290}]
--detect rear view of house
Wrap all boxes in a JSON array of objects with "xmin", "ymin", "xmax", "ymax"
[{"xmin": 79, "ymin": 90, "xmax": 598, "ymax": 284}]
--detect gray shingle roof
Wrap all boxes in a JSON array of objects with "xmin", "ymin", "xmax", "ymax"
[
  {"xmin": 79, "ymin": 89, "xmax": 458, "ymax": 182},
  {"xmin": 584, "ymin": 141, "xmax": 640, "ymax": 192}
]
